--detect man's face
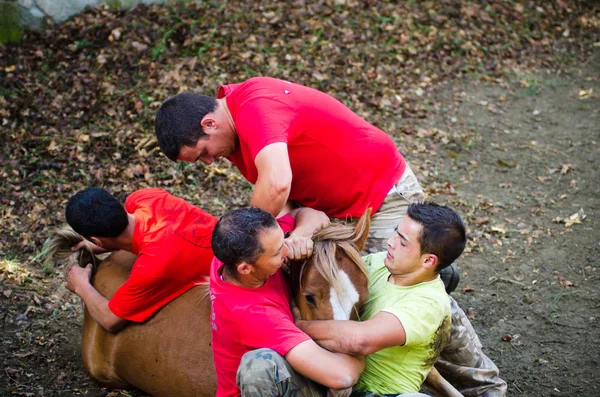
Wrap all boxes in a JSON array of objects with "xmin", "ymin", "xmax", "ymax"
[
  {"xmin": 177, "ymin": 132, "xmax": 235, "ymax": 165},
  {"xmin": 177, "ymin": 113, "xmax": 237, "ymax": 165},
  {"xmin": 251, "ymin": 226, "xmax": 289, "ymax": 281},
  {"xmin": 384, "ymin": 216, "xmax": 426, "ymax": 275}
]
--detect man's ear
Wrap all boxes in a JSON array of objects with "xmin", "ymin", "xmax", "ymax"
[
  {"xmin": 200, "ymin": 115, "xmax": 217, "ymax": 130},
  {"xmin": 236, "ymin": 261, "xmax": 254, "ymax": 276},
  {"xmin": 90, "ymin": 236, "xmax": 104, "ymax": 248},
  {"xmin": 422, "ymin": 254, "xmax": 439, "ymax": 270}
]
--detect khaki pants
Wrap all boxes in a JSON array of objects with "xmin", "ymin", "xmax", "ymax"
[{"xmin": 365, "ymin": 164, "xmax": 425, "ymax": 254}]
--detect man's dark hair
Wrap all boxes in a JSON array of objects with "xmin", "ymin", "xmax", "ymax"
[
  {"xmin": 65, "ymin": 187, "xmax": 128, "ymax": 240},
  {"xmin": 407, "ymin": 202, "xmax": 466, "ymax": 272},
  {"xmin": 155, "ymin": 93, "xmax": 219, "ymax": 161},
  {"xmin": 212, "ymin": 208, "xmax": 279, "ymax": 276}
]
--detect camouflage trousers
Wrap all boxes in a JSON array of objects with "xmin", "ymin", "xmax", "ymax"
[
  {"xmin": 362, "ymin": 163, "xmax": 507, "ymax": 397},
  {"xmin": 237, "ymin": 348, "xmax": 325, "ymax": 397},
  {"xmin": 435, "ymin": 298, "xmax": 508, "ymax": 397},
  {"xmin": 237, "ymin": 348, "xmax": 429, "ymax": 397}
]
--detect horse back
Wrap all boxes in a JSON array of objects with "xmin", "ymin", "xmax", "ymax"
[{"xmin": 82, "ymin": 251, "xmax": 216, "ymax": 396}]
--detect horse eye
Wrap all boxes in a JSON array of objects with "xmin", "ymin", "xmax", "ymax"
[{"xmin": 305, "ymin": 294, "xmax": 316, "ymax": 307}]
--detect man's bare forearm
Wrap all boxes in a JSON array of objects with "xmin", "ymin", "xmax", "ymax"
[
  {"xmin": 297, "ymin": 319, "xmax": 365, "ymax": 355},
  {"xmin": 290, "ymin": 207, "xmax": 330, "ymax": 238},
  {"xmin": 75, "ymin": 282, "xmax": 126, "ymax": 332},
  {"xmin": 250, "ymin": 179, "xmax": 290, "ymax": 216}
]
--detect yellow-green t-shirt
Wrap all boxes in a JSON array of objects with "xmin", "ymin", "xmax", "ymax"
[{"xmin": 354, "ymin": 252, "xmax": 452, "ymax": 394}]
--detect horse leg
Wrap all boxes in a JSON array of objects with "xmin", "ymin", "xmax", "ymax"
[{"xmin": 424, "ymin": 367, "xmax": 464, "ymax": 397}]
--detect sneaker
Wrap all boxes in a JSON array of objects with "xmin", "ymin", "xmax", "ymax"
[{"xmin": 439, "ymin": 263, "xmax": 460, "ymax": 294}]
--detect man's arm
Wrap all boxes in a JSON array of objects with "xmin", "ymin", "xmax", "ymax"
[
  {"xmin": 252, "ymin": 142, "xmax": 292, "ymax": 216},
  {"xmin": 289, "ymin": 207, "xmax": 330, "ymax": 238},
  {"xmin": 297, "ymin": 311, "xmax": 406, "ymax": 356},
  {"xmin": 285, "ymin": 207, "xmax": 330, "ymax": 260},
  {"xmin": 285, "ymin": 339, "xmax": 365, "ymax": 390},
  {"xmin": 66, "ymin": 264, "xmax": 127, "ymax": 332}
]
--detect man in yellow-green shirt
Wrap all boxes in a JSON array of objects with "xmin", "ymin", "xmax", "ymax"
[{"xmin": 298, "ymin": 202, "xmax": 463, "ymax": 396}]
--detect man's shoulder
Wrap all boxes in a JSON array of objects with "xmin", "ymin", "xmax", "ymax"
[
  {"xmin": 125, "ymin": 188, "xmax": 169, "ymax": 210},
  {"xmin": 127, "ymin": 188, "xmax": 168, "ymax": 202},
  {"xmin": 362, "ymin": 252, "xmax": 388, "ymax": 278},
  {"xmin": 363, "ymin": 252, "xmax": 387, "ymax": 266},
  {"xmin": 398, "ymin": 279, "xmax": 451, "ymax": 324}
]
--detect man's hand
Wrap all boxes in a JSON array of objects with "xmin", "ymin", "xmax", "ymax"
[
  {"xmin": 285, "ymin": 235, "xmax": 314, "ymax": 261},
  {"xmin": 71, "ymin": 240, "xmax": 108, "ymax": 254},
  {"xmin": 66, "ymin": 263, "xmax": 93, "ymax": 295}
]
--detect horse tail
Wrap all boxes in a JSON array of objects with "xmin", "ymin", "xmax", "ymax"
[{"xmin": 42, "ymin": 226, "xmax": 100, "ymax": 272}]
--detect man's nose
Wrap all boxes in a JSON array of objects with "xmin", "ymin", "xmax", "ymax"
[{"xmin": 386, "ymin": 236, "xmax": 394, "ymax": 248}]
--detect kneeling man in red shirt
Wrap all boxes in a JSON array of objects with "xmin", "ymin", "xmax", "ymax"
[{"xmin": 209, "ymin": 207, "xmax": 365, "ymax": 397}]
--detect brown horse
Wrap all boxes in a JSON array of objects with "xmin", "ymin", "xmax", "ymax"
[{"xmin": 45, "ymin": 212, "xmax": 372, "ymax": 397}]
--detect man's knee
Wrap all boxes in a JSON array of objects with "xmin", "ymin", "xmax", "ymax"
[
  {"xmin": 237, "ymin": 348, "xmax": 293, "ymax": 394},
  {"xmin": 236, "ymin": 349, "xmax": 292, "ymax": 396}
]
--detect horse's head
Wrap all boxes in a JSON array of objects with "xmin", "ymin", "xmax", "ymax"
[{"xmin": 292, "ymin": 209, "xmax": 371, "ymax": 321}]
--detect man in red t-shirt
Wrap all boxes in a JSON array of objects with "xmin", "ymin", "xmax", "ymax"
[
  {"xmin": 155, "ymin": 76, "xmax": 424, "ymax": 253},
  {"xmin": 210, "ymin": 207, "xmax": 364, "ymax": 397},
  {"xmin": 64, "ymin": 187, "xmax": 217, "ymax": 332}
]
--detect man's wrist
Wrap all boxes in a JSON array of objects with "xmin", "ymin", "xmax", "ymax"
[{"xmin": 74, "ymin": 277, "xmax": 91, "ymax": 297}]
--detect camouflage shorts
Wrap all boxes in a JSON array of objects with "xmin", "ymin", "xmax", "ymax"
[
  {"xmin": 237, "ymin": 348, "xmax": 326, "ymax": 397},
  {"xmin": 364, "ymin": 163, "xmax": 425, "ymax": 254}
]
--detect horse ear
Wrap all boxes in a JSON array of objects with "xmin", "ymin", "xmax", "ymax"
[{"xmin": 353, "ymin": 208, "xmax": 372, "ymax": 252}]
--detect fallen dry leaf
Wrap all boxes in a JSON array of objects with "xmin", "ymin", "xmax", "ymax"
[{"xmin": 561, "ymin": 164, "xmax": 574, "ymax": 174}]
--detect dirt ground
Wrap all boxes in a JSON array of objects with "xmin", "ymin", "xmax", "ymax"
[
  {"xmin": 1, "ymin": 2, "xmax": 599, "ymax": 396},
  {"xmin": 422, "ymin": 52, "xmax": 600, "ymax": 396}
]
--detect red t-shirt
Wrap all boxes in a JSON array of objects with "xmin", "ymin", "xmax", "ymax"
[
  {"xmin": 209, "ymin": 215, "xmax": 310, "ymax": 397},
  {"xmin": 219, "ymin": 77, "xmax": 405, "ymax": 219},
  {"xmin": 108, "ymin": 188, "xmax": 218, "ymax": 322}
]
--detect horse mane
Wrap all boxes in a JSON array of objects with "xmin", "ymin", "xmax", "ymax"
[
  {"xmin": 310, "ymin": 220, "xmax": 369, "ymax": 296},
  {"xmin": 42, "ymin": 226, "xmax": 100, "ymax": 271},
  {"xmin": 195, "ymin": 282, "xmax": 211, "ymax": 303}
]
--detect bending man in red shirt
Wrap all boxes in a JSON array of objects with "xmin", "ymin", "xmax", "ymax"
[
  {"xmin": 64, "ymin": 187, "xmax": 218, "ymax": 332},
  {"xmin": 155, "ymin": 76, "xmax": 419, "ymax": 254},
  {"xmin": 209, "ymin": 207, "xmax": 364, "ymax": 397}
]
